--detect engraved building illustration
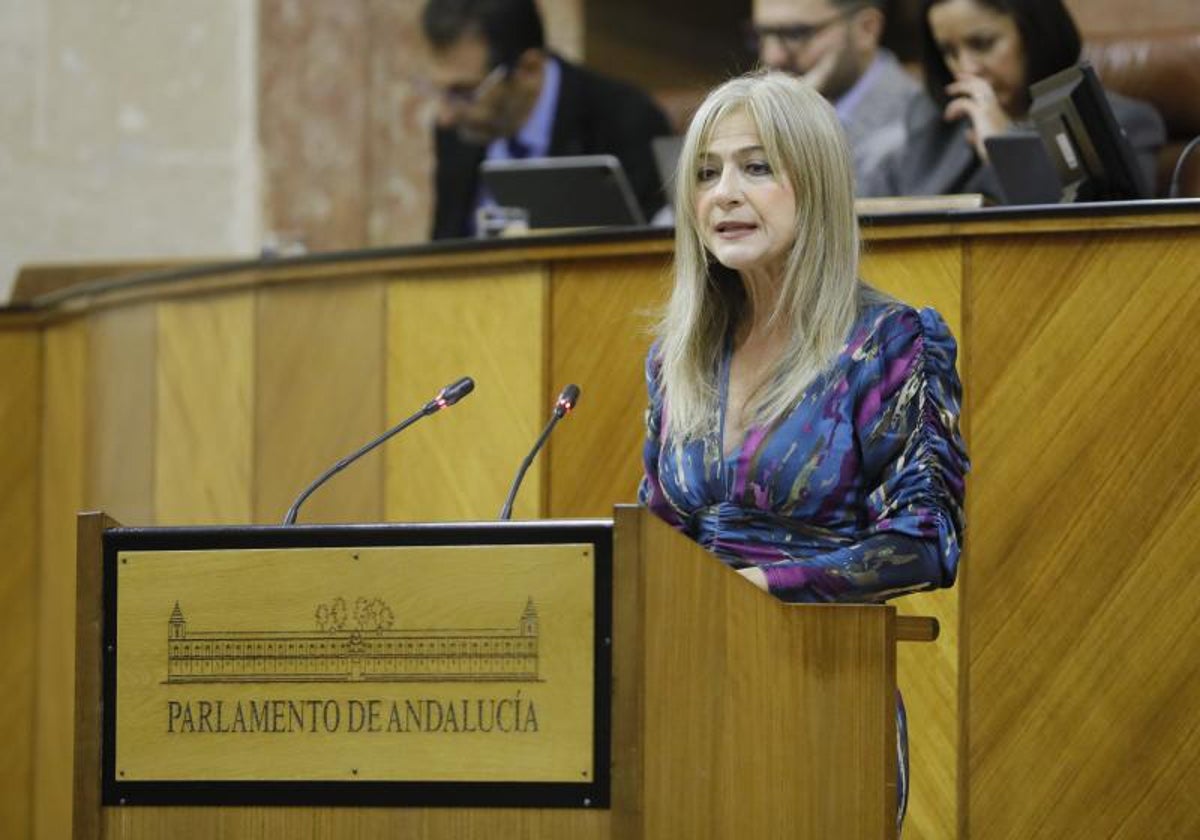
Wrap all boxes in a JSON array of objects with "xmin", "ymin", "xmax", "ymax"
[{"xmin": 166, "ymin": 598, "xmax": 540, "ymax": 683}]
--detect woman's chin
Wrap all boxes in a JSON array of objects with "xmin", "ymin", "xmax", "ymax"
[{"xmin": 709, "ymin": 247, "xmax": 785, "ymax": 277}]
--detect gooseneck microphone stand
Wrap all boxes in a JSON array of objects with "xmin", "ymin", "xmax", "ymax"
[
  {"xmin": 283, "ymin": 376, "xmax": 475, "ymax": 525},
  {"xmin": 499, "ymin": 384, "xmax": 580, "ymax": 521}
]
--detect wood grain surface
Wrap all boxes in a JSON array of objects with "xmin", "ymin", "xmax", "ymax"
[
  {"xmin": 548, "ymin": 254, "xmax": 670, "ymax": 517},
  {"xmin": 0, "ymin": 332, "xmax": 39, "ymax": 840},
  {"xmin": 386, "ymin": 267, "xmax": 546, "ymax": 522},
  {"xmin": 965, "ymin": 228, "xmax": 1200, "ymax": 839},
  {"xmin": 156, "ymin": 293, "xmax": 255, "ymax": 524},
  {"xmin": 2, "ymin": 210, "xmax": 1198, "ymax": 837},
  {"xmin": 36, "ymin": 321, "xmax": 87, "ymax": 840},
  {"xmin": 256, "ymin": 279, "xmax": 387, "ymax": 525},
  {"xmin": 634, "ymin": 509, "xmax": 898, "ymax": 839}
]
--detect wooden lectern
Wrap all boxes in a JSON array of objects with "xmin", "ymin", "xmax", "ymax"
[{"xmin": 74, "ymin": 507, "xmax": 936, "ymax": 840}]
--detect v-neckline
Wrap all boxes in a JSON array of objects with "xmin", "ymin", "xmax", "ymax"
[{"xmin": 717, "ymin": 336, "xmax": 742, "ymax": 464}]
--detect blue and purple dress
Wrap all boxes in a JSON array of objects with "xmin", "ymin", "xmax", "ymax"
[
  {"xmin": 639, "ymin": 300, "xmax": 968, "ymax": 603},
  {"xmin": 639, "ymin": 299, "xmax": 969, "ymax": 829}
]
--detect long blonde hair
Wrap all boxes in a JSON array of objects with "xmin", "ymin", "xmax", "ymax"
[{"xmin": 657, "ymin": 71, "xmax": 866, "ymax": 443}]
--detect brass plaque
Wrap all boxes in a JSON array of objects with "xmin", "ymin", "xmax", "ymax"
[{"xmin": 111, "ymin": 539, "xmax": 598, "ymax": 792}]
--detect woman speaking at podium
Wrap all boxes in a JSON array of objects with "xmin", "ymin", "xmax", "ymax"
[{"xmin": 637, "ymin": 71, "xmax": 969, "ymax": 831}]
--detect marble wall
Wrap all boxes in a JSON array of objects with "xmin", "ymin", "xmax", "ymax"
[
  {"xmin": 0, "ymin": 0, "xmax": 583, "ymax": 301},
  {"xmin": 259, "ymin": 0, "xmax": 582, "ymax": 254},
  {"xmin": 0, "ymin": 0, "xmax": 260, "ymax": 302}
]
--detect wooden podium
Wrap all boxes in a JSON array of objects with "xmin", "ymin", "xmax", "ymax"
[{"xmin": 74, "ymin": 507, "xmax": 936, "ymax": 840}]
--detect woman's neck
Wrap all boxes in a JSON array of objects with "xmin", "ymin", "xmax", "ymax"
[{"xmin": 735, "ymin": 267, "xmax": 788, "ymax": 348}]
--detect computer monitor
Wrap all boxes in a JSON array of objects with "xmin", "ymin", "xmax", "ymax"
[
  {"xmin": 984, "ymin": 130, "xmax": 1063, "ymax": 205},
  {"xmin": 479, "ymin": 154, "xmax": 646, "ymax": 230},
  {"xmin": 1028, "ymin": 61, "xmax": 1151, "ymax": 203}
]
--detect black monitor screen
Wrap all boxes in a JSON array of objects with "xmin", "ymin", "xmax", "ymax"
[
  {"xmin": 479, "ymin": 154, "xmax": 646, "ymax": 230},
  {"xmin": 1028, "ymin": 62, "xmax": 1151, "ymax": 202}
]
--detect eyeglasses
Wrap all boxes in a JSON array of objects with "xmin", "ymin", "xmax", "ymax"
[
  {"xmin": 436, "ymin": 62, "xmax": 510, "ymax": 106},
  {"xmin": 744, "ymin": 7, "xmax": 861, "ymax": 54}
]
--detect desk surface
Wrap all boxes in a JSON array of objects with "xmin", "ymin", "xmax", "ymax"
[{"xmin": 7, "ymin": 198, "xmax": 1199, "ymax": 313}]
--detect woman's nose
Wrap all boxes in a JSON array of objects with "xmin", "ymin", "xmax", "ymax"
[
  {"xmin": 713, "ymin": 167, "xmax": 743, "ymax": 204},
  {"xmin": 956, "ymin": 51, "xmax": 983, "ymax": 77}
]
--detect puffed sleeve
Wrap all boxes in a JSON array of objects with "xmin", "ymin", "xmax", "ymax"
[
  {"xmin": 761, "ymin": 307, "xmax": 969, "ymax": 602},
  {"xmin": 637, "ymin": 344, "xmax": 685, "ymax": 528}
]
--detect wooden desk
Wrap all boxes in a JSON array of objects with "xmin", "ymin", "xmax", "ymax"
[{"xmin": 3, "ymin": 201, "xmax": 1198, "ymax": 839}]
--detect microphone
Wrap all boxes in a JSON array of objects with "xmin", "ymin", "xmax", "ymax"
[
  {"xmin": 499, "ymin": 384, "xmax": 580, "ymax": 521},
  {"xmin": 283, "ymin": 376, "xmax": 475, "ymax": 525}
]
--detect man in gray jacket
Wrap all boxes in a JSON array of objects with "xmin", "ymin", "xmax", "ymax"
[{"xmin": 752, "ymin": 0, "xmax": 920, "ymax": 195}]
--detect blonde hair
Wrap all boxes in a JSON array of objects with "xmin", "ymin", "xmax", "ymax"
[{"xmin": 658, "ymin": 70, "xmax": 869, "ymax": 444}]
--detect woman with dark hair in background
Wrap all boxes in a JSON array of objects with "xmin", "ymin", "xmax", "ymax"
[{"xmin": 864, "ymin": 0, "xmax": 1164, "ymax": 199}]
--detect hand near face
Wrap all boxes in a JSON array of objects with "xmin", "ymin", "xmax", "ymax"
[
  {"xmin": 943, "ymin": 75, "xmax": 1013, "ymax": 161},
  {"xmin": 798, "ymin": 48, "xmax": 841, "ymax": 94}
]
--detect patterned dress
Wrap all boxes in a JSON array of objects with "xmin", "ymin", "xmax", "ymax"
[
  {"xmin": 639, "ymin": 300, "xmax": 968, "ymax": 603},
  {"xmin": 638, "ymin": 299, "xmax": 969, "ymax": 831}
]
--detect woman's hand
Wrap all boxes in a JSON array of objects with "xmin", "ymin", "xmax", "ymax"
[
  {"xmin": 943, "ymin": 75, "xmax": 1013, "ymax": 162},
  {"xmin": 737, "ymin": 565, "xmax": 769, "ymax": 592}
]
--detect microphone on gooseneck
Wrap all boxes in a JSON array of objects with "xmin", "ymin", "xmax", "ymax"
[
  {"xmin": 499, "ymin": 384, "xmax": 581, "ymax": 521},
  {"xmin": 283, "ymin": 376, "xmax": 475, "ymax": 525}
]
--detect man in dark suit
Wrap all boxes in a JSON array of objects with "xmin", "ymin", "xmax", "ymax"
[{"xmin": 423, "ymin": 0, "xmax": 672, "ymax": 239}]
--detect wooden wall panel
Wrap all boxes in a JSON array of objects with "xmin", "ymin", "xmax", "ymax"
[
  {"xmin": 638, "ymin": 511, "xmax": 896, "ymax": 839},
  {"xmin": 254, "ymin": 280, "xmax": 386, "ymax": 525},
  {"xmin": 548, "ymin": 255, "xmax": 670, "ymax": 518},
  {"xmin": 861, "ymin": 239, "xmax": 967, "ymax": 840},
  {"xmin": 0, "ymin": 331, "xmax": 40, "ymax": 840},
  {"xmin": 156, "ymin": 294, "xmax": 255, "ymax": 525},
  {"xmin": 967, "ymin": 229, "xmax": 1200, "ymax": 839},
  {"xmin": 861, "ymin": 239, "xmax": 963, "ymax": 338},
  {"xmin": 87, "ymin": 304, "xmax": 158, "ymax": 525},
  {"xmin": 8, "ymin": 213, "xmax": 1198, "ymax": 840},
  {"xmin": 386, "ymin": 268, "xmax": 546, "ymax": 522},
  {"xmin": 35, "ymin": 320, "xmax": 86, "ymax": 840},
  {"xmin": 98, "ymin": 803, "xmax": 609, "ymax": 839}
]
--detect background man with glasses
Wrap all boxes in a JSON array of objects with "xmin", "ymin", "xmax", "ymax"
[
  {"xmin": 423, "ymin": 0, "xmax": 670, "ymax": 239},
  {"xmin": 752, "ymin": 0, "xmax": 922, "ymax": 193}
]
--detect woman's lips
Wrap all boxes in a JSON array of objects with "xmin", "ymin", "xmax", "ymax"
[{"xmin": 714, "ymin": 221, "xmax": 757, "ymax": 239}]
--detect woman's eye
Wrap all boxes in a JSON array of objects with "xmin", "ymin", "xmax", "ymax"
[
  {"xmin": 745, "ymin": 160, "xmax": 772, "ymax": 176},
  {"xmin": 966, "ymin": 34, "xmax": 996, "ymax": 54},
  {"xmin": 697, "ymin": 166, "xmax": 719, "ymax": 182}
]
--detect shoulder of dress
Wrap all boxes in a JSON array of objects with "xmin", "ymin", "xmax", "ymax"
[{"xmin": 857, "ymin": 303, "xmax": 957, "ymax": 364}]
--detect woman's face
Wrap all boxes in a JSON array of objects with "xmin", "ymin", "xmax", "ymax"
[
  {"xmin": 693, "ymin": 109, "xmax": 797, "ymax": 279},
  {"xmin": 928, "ymin": 0, "xmax": 1027, "ymax": 114}
]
